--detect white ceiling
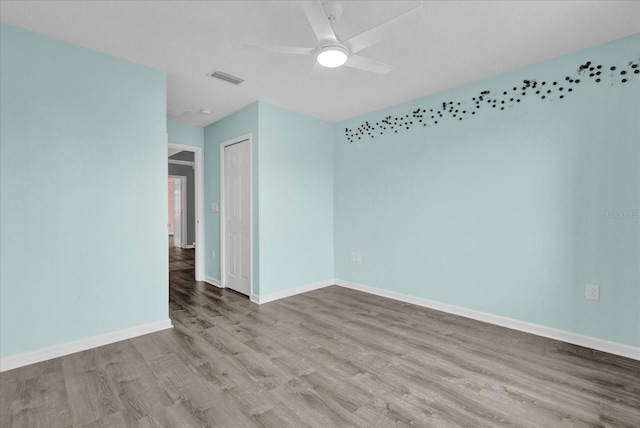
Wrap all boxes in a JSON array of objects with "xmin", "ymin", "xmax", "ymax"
[{"xmin": 1, "ymin": 1, "xmax": 638, "ymax": 126}]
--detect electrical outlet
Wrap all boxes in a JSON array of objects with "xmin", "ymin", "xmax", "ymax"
[
  {"xmin": 356, "ymin": 252, "xmax": 362, "ymax": 263},
  {"xmin": 586, "ymin": 284, "xmax": 600, "ymax": 301},
  {"xmin": 211, "ymin": 250, "xmax": 216, "ymax": 259},
  {"xmin": 350, "ymin": 252, "xmax": 357, "ymax": 262}
]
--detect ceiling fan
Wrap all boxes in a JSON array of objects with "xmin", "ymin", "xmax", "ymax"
[{"xmin": 245, "ymin": 1, "xmax": 423, "ymax": 74}]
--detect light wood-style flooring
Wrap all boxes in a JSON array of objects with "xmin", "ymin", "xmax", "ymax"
[{"xmin": 1, "ymin": 246, "xmax": 639, "ymax": 427}]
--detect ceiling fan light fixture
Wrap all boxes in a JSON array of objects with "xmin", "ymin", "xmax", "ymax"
[{"xmin": 316, "ymin": 44, "xmax": 348, "ymax": 68}]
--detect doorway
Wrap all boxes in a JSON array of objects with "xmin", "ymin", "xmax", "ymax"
[
  {"xmin": 168, "ymin": 175, "xmax": 187, "ymax": 248},
  {"xmin": 167, "ymin": 143, "xmax": 204, "ymax": 281},
  {"xmin": 221, "ymin": 134, "xmax": 252, "ymax": 297}
]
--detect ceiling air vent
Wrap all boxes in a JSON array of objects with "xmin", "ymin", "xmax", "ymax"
[
  {"xmin": 167, "ymin": 106, "xmax": 189, "ymax": 118},
  {"xmin": 208, "ymin": 70, "xmax": 244, "ymax": 85}
]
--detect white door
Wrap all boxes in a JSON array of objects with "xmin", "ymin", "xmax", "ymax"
[
  {"xmin": 173, "ymin": 179, "xmax": 182, "ymax": 248},
  {"xmin": 223, "ymin": 139, "xmax": 251, "ymax": 296}
]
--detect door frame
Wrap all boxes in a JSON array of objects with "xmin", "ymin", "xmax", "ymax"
[
  {"xmin": 220, "ymin": 133, "xmax": 253, "ymax": 297},
  {"xmin": 168, "ymin": 142, "xmax": 204, "ymax": 282},
  {"xmin": 168, "ymin": 175, "xmax": 187, "ymax": 249}
]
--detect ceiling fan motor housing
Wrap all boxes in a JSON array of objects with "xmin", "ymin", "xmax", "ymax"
[{"xmin": 322, "ymin": 1, "xmax": 344, "ymax": 21}]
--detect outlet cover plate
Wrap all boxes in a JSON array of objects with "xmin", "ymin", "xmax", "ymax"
[{"xmin": 586, "ymin": 284, "xmax": 600, "ymax": 301}]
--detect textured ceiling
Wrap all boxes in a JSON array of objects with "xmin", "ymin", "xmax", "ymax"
[{"xmin": 1, "ymin": 1, "xmax": 639, "ymax": 126}]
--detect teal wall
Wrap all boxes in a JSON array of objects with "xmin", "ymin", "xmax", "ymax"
[
  {"xmin": 167, "ymin": 120, "xmax": 204, "ymax": 148},
  {"xmin": 334, "ymin": 34, "xmax": 640, "ymax": 347},
  {"xmin": 0, "ymin": 23, "xmax": 168, "ymax": 358},
  {"xmin": 203, "ymin": 103, "xmax": 260, "ymax": 289},
  {"xmin": 258, "ymin": 103, "xmax": 334, "ymax": 295},
  {"xmin": 2, "ymin": 21, "xmax": 634, "ymax": 360},
  {"xmin": 203, "ymin": 102, "xmax": 334, "ymax": 296}
]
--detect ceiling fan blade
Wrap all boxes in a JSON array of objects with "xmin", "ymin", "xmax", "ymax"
[
  {"xmin": 244, "ymin": 44, "xmax": 314, "ymax": 55},
  {"xmin": 344, "ymin": 54, "xmax": 393, "ymax": 74},
  {"xmin": 345, "ymin": 5, "xmax": 423, "ymax": 53},
  {"xmin": 310, "ymin": 61, "xmax": 325, "ymax": 77},
  {"xmin": 300, "ymin": 1, "xmax": 337, "ymax": 42}
]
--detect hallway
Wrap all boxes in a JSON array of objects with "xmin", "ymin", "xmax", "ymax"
[{"xmin": 169, "ymin": 237, "xmax": 195, "ymax": 274}]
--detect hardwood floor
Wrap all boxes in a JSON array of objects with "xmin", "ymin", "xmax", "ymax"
[
  {"xmin": 169, "ymin": 240, "xmax": 195, "ymax": 274},
  {"xmin": 2, "ymin": 248, "xmax": 639, "ymax": 427}
]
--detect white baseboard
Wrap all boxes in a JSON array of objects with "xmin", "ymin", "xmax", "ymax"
[
  {"xmin": 334, "ymin": 279, "xmax": 640, "ymax": 361},
  {"xmin": 253, "ymin": 279, "xmax": 334, "ymax": 305},
  {"xmin": 6, "ymin": 280, "xmax": 635, "ymax": 373},
  {"xmin": 204, "ymin": 276, "xmax": 222, "ymax": 288},
  {"xmin": 0, "ymin": 319, "xmax": 173, "ymax": 372},
  {"xmin": 185, "ymin": 244, "xmax": 195, "ymax": 249}
]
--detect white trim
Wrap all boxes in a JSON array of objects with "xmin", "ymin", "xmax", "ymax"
[
  {"xmin": 168, "ymin": 159, "xmax": 195, "ymax": 167},
  {"xmin": 185, "ymin": 244, "xmax": 195, "ymax": 249},
  {"xmin": 334, "ymin": 279, "xmax": 640, "ymax": 361},
  {"xmin": 253, "ymin": 279, "xmax": 335, "ymax": 304},
  {"xmin": 0, "ymin": 319, "xmax": 173, "ymax": 372},
  {"xmin": 220, "ymin": 134, "xmax": 253, "ymax": 297},
  {"xmin": 168, "ymin": 143, "xmax": 204, "ymax": 281},
  {"xmin": 205, "ymin": 276, "xmax": 223, "ymax": 288},
  {"xmin": 168, "ymin": 175, "xmax": 188, "ymax": 249}
]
